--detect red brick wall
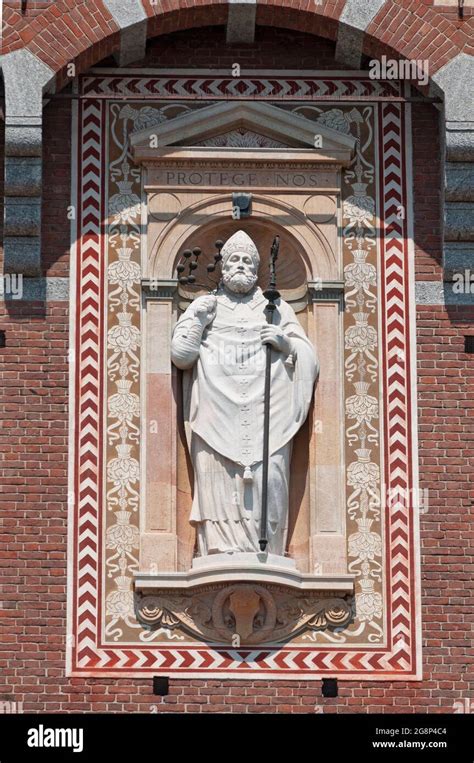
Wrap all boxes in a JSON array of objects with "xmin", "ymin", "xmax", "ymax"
[
  {"xmin": 0, "ymin": 300, "xmax": 70, "ymax": 710},
  {"xmin": 416, "ymin": 304, "xmax": 474, "ymax": 712},
  {"xmin": 4, "ymin": 0, "xmax": 56, "ymax": 9},
  {"xmin": 1, "ymin": 29, "xmax": 473, "ymax": 713},
  {"xmin": 127, "ymin": 26, "xmax": 348, "ymax": 70},
  {"xmin": 2, "ymin": 1, "xmax": 58, "ymax": 52}
]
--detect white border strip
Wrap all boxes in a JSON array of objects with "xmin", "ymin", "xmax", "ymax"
[
  {"xmin": 88, "ymin": 68, "xmax": 376, "ymax": 77},
  {"xmin": 66, "ymin": 80, "xmax": 79, "ymax": 677},
  {"xmin": 403, "ymin": 88, "xmax": 423, "ymax": 681}
]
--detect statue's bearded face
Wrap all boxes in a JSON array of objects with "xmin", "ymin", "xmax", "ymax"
[{"xmin": 222, "ymin": 251, "xmax": 258, "ymax": 294}]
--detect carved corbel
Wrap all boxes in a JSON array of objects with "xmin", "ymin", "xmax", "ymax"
[{"xmin": 135, "ymin": 585, "xmax": 353, "ymax": 644}]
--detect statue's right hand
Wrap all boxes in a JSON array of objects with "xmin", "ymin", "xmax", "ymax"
[{"xmin": 190, "ymin": 295, "xmax": 217, "ymax": 327}]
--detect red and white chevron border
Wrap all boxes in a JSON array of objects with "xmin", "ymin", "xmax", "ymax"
[
  {"xmin": 379, "ymin": 102, "xmax": 416, "ymax": 672},
  {"xmin": 69, "ymin": 82, "xmax": 420, "ymax": 679},
  {"xmin": 72, "ymin": 98, "xmax": 105, "ymax": 672},
  {"xmin": 82, "ymin": 73, "xmax": 402, "ymax": 100}
]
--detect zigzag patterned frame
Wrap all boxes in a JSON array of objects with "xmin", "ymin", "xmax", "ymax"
[{"xmin": 67, "ymin": 72, "xmax": 421, "ymax": 679}]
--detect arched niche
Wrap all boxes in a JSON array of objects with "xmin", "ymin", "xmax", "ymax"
[
  {"xmin": 147, "ymin": 193, "xmax": 338, "ymax": 286},
  {"xmin": 141, "ymin": 219, "xmax": 346, "ymax": 577},
  {"xmin": 135, "ymin": 100, "xmax": 353, "ymax": 578}
]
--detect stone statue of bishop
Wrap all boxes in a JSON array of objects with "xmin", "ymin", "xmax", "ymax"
[{"xmin": 171, "ymin": 230, "xmax": 319, "ymax": 561}]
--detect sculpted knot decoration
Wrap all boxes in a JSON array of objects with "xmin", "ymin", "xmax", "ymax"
[{"xmin": 136, "ymin": 587, "xmax": 353, "ymax": 644}]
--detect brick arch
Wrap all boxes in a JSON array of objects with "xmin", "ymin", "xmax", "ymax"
[
  {"xmin": 1, "ymin": 0, "xmax": 229, "ymax": 92},
  {"xmin": 257, "ymin": 1, "xmax": 469, "ymax": 75},
  {"xmin": 1, "ymin": 0, "xmax": 468, "ymax": 94}
]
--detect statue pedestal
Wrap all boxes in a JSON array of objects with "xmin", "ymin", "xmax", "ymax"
[
  {"xmin": 135, "ymin": 551, "xmax": 353, "ymax": 590},
  {"xmin": 191, "ymin": 550, "xmax": 297, "ymax": 572}
]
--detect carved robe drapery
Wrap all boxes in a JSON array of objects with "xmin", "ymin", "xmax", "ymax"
[{"xmin": 171, "ymin": 285, "xmax": 318, "ymax": 556}]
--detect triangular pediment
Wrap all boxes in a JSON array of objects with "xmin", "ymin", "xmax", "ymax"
[{"xmin": 131, "ymin": 101, "xmax": 356, "ymax": 165}]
